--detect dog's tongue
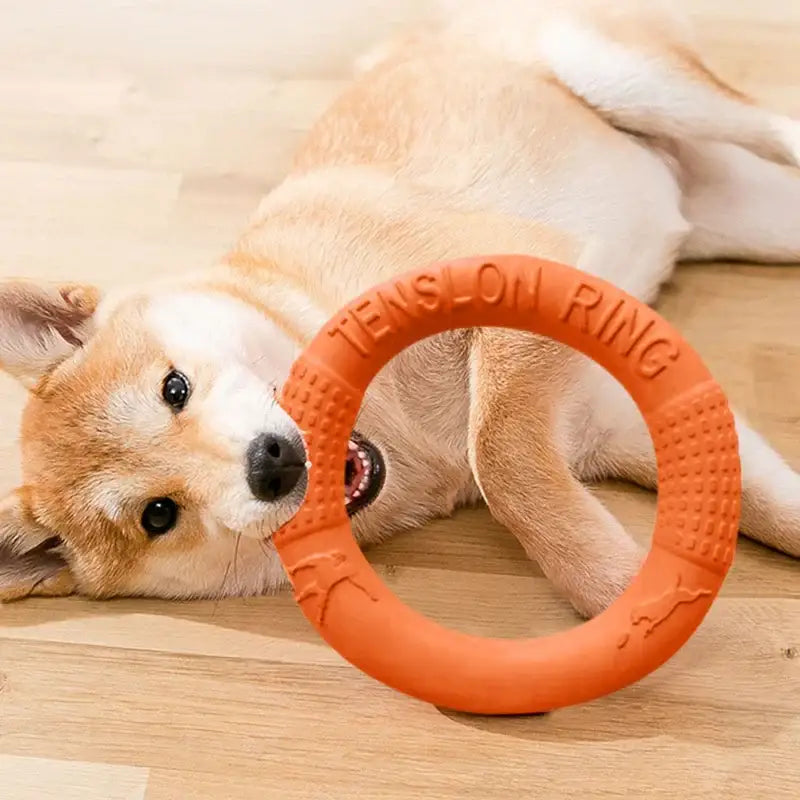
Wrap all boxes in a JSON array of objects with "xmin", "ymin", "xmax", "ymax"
[{"xmin": 344, "ymin": 439, "xmax": 370, "ymax": 503}]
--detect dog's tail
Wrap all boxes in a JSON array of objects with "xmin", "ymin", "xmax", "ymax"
[
  {"xmin": 423, "ymin": 0, "xmax": 800, "ymax": 168},
  {"xmin": 534, "ymin": 12, "xmax": 800, "ymax": 167}
]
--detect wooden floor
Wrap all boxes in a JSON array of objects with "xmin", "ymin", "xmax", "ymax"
[{"xmin": 1, "ymin": 2, "xmax": 799, "ymax": 798}]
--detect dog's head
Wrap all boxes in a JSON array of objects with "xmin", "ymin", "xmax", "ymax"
[{"xmin": 0, "ymin": 277, "xmax": 392, "ymax": 601}]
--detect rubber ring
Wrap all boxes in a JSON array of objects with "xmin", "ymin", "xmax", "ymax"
[{"xmin": 275, "ymin": 255, "xmax": 741, "ymax": 714}]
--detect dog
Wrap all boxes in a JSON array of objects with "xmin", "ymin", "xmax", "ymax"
[{"xmin": 1, "ymin": 0, "xmax": 798, "ymax": 616}]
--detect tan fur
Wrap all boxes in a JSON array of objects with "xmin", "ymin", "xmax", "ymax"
[{"xmin": 1, "ymin": 1, "xmax": 799, "ymax": 611}]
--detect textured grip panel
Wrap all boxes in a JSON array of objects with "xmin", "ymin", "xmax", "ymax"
[
  {"xmin": 647, "ymin": 381, "xmax": 741, "ymax": 573},
  {"xmin": 277, "ymin": 357, "xmax": 358, "ymax": 544}
]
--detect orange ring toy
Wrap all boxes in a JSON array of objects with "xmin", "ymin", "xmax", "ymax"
[{"xmin": 274, "ymin": 254, "xmax": 741, "ymax": 715}]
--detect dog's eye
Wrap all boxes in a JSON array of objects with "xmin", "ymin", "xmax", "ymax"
[
  {"xmin": 162, "ymin": 370, "xmax": 190, "ymax": 411},
  {"xmin": 141, "ymin": 498, "xmax": 179, "ymax": 537}
]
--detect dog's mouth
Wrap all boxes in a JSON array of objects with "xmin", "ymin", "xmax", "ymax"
[{"xmin": 344, "ymin": 433, "xmax": 385, "ymax": 515}]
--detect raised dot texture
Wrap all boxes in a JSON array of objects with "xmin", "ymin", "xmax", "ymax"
[
  {"xmin": 276, "ymin": 358, "xmax": 356, "ymax": 544},
  {"xmin": 648, "ymin": 383, "xmax": 741, "ymax": 573}
]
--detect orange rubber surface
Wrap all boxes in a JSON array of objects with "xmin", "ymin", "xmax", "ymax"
[{"xmin": 274, "ymin": 255, "xmax": 741, "ymax": 714}]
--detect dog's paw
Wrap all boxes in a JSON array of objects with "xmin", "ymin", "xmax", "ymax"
[
  {"xmin": 566, "ymin": 550, "xmax": 645, "ymax": 620},
  {"xmin": 740, "ymin": 464, "xmax": 800, "ymax": 558}
]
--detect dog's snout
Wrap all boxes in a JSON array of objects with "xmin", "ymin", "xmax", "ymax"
[{"xmin": 246, "ymin": 433, "xmax": 305, "ymax": 502}]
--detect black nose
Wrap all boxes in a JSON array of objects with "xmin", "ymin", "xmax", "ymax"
[{"xmin": 246, "ymin": 434, "xmax": 305, "ymax": 502}]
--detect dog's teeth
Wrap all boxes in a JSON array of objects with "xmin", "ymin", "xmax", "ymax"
[
  {"xmin": 352, "ymin": 489, "xmax": 362, "ymax": 499},
  {"xmin": 357, "ymin": 450, "xmax": 366, "ymax": 459}
]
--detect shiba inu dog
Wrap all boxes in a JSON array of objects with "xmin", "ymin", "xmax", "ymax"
[{"xmin": 1, "ymin": 0, "xmax": 798, "ymax": 617}]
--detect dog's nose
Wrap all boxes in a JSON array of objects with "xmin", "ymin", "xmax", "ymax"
[{"xmin": 246, "ymin": 433, "xmax": 305, "ymax": 502}]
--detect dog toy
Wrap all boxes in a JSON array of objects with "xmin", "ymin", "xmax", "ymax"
[{"xmin": 274, "ymin": 254, "xmax": 741, "ymax": 714}]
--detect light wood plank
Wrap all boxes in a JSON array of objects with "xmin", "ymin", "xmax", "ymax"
[{"xmin": 0, "ymin": 755, "xmax": 148, "ymax": 800}]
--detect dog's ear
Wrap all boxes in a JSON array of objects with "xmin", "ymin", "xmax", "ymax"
[
  {"xmin": 0, "ymin": 488, "xmax": 76, "ymax": 602},
  {"xmin": 0, "ymin": 280, "xmax": 101, "ymax": 388}
]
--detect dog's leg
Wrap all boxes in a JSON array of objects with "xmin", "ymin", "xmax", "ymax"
[
  {"xmin": 571, "ymin": 361, "xmax": 800, "ymax": 558},
  {"xmin": 674, "ymin": 140, "xmax": 800, "ymax": 263},
  {"xmin": 538, "ymin": 18, "xmax": 800, "ymax": 167},
  {"xmin": 468, "ymin": 329, "xmax": 644, "ymax": 618}
]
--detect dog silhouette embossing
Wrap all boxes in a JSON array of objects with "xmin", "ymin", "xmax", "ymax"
[
  {"xmin": 288, "ymin": 550, "xmax": 378, "ymax": 626},
  {"xmin": 617, "ymin": 575, "xmax": 712, "ymax": 649}
]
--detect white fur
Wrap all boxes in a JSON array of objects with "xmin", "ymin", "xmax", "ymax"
[
  {"xmin": 773, "ymin": 116, "xmax": 800, "ymax": 165},
  {"xmin": 146, "ymin": 290, "xmax": 305, "ymax": 536},
  {"xmin": 106, "ymin": 385, "xmax": 170, "ymax": 435},
  {"xmin": 87, "ymin": 478, "xmax": 147, "ymax": 525}
]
